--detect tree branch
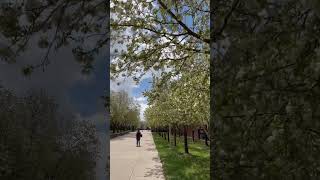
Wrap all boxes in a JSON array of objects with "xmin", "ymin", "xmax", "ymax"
[
  {"xmin": 157, "ymin": 0, "xmax": 210, "ymax": 44},
  {"xmin": 112, "ymin": 23, "xmax": 189, "ymax": 37}
]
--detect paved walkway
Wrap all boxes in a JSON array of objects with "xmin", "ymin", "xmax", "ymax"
[{"xmin": 110, "ymin": 130, "xmax": 165, "ymax": 180}]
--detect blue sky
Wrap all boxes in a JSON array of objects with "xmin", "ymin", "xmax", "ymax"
[
  {"xmin": 132, "ymin": 77, "xmax": 152, "ymax": 121},
  {"xmin": 132, "ymin": 78, "xmax": 152, "ymax": 97}
]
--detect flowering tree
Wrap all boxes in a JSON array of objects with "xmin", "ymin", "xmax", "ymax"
[
  {"xmin": 211, "ymin": 0, "xmax": 320, "ymax": 179},
  {"xmin": 0, "ymin": 87, "xmax": 98, "ymax": 179}
]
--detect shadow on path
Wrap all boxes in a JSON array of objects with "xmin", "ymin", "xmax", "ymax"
[
  {"xmin": 111, "ymin": 130, "xmax": 165, "ymax": 180},
  {"xmin": 144, "ymin": 164, "xmax": 164, "ymax": 178}
]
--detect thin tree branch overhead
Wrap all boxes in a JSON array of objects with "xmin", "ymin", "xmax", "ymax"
[{"xmin": 157, "ymin": 0, "xmax": 210, "ymax": 44}]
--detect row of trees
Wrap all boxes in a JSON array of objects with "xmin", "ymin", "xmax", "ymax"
[
  {"xmin": 110, "ymin": 90, "xmax": 140, "ymax": 133},
  {"xmin": 144, "ymin": 59, "xmax": 209, "ymax": 153},
  {"xmin": 0, "ymin": 87, "xmax": 98, "ymax": 180}
]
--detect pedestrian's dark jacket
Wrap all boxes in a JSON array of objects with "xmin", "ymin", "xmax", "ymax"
[{"xmin": 136, "ymin": 132, "xmax": 142, "ymax": 140}]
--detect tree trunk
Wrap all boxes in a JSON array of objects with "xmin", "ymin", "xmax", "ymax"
[
  {"xmin": 205, "ymin": 133, "xmax": 209, "ymax": 146},
  {"xmin": 167, "ymin": 127, "xmax": 170, "ymax": 143},
  {"xmin": 192, "ymin": 130, "xmax": 195, "ymax": 142},
  {"xmin": 174, "ymin": 128, "xmax": 177, "ymax": 146},
  {"xmin": 184, "ymin": 126, "xmax": 189, "ymax": 154}
]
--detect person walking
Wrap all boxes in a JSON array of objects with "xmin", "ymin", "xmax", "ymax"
[{"xmin": 136, "ymin": 129, "xmax": 142, "ymax": 147}]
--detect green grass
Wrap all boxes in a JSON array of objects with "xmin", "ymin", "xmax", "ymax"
[{"xmin": 152, "ymin": 133, "xmax": 210, "ymax": 180}]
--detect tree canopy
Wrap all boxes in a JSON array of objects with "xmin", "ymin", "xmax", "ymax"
[
  {"xmin": 0, "ymin": 87, "xmax": 98, "ymax": 179},
  {"xmin": 111, "ymin": 0, "xmax": 209, "ymax": 82},
  {"xmin": 211, "ymin": 0, "xmax": 320, "ymax": 179},
  {"xmin": 0, "ymin": 0, "xmax": 109, "ymax": 74},
  {"xmin": 110, "ymin": 90, "xmax": 140, "ymax": 131},
  {"xmin": 145, "ymin": 62, "xmax": 209, "ymax": 132},
  {"xmin": 112, "ymin": 0, "xmax": 210, "ymax": 154}
]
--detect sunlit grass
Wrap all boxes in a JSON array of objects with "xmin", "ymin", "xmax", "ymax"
[{"xmin": 152, "ymin": 133, "xmax": 210, "ymax": 180}]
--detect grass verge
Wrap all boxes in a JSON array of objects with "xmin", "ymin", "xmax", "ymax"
[{"xmin": 152, "ymin": 133, "xmax": 210, "ymax": 180}]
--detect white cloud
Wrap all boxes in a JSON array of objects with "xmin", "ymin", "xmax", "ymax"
[
  {"xmin": 139, "ymin": 101, "xmax": 148, "ymax": 121},
  {"xmin": 134, "ymin": 96, "xmax": 147, "ymax": 103},
  {"xmin": 110, "ymin": 76, "xmax": 139, "ymax": 92},
  {"xmin": 110, "ymin": 72, "xmax": 150, "ymax": 122},
  {"xmin": 134, "ymin": 96, "xmax": 148, "ymax": 121}
]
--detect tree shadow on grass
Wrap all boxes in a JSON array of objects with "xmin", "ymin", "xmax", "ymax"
[{"xmin": 153, "ymin": 134, "xmax": 210, "ymax": 180}]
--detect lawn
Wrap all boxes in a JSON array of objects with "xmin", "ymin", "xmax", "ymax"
[{"xmin": 152, "ymin": 133, "xmax": 210, "ymax": 180}]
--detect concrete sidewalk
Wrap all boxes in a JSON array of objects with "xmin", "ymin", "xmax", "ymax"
[{"xmin": 110, "ymin": 130, "xmax": 165, "ymax": 180}]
